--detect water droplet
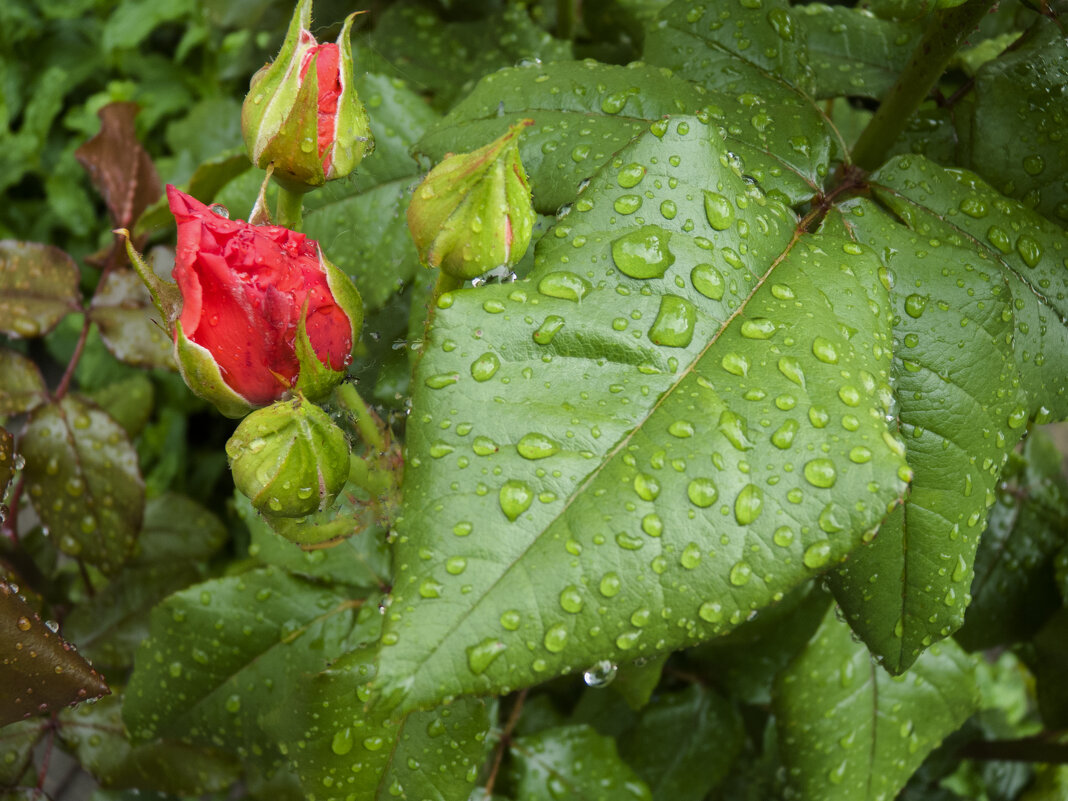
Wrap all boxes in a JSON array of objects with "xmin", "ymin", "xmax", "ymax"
[
  {"xmin": 649, "ymin": 294, "xmax": 697, "ymax": 348},
  {"xmin": 533, "ymin": 315, "xmax": 565, "ymax": 345},
  {"xmin": 741, "ymin": 318, "xmax": 776, "ymax": 340},
  {"xmin": 583, "ymin": 660, "xmax": 617, "ymax": 687},
  {"xmin": 472, "ymin": 436, "xmax": 498, "ymax": 456},
  {"xmin": 803, "ymin": 540, "xmax": 832, "ymax": 568},
  {"xmin": 467, "ymin": 637, "xmax": 507, "ymax": 674},
  {"xmin": 818, "ymin": 502, "xmax": 846, "ymax": 533},
  {"xmin": 538, "ymin": 272, "xmax": 591, "ymax": 302},
  {"xmin": 543, "ymin": 623, "xmax": 569, "ymax": 652},
  {"xmin": 1016, "ymin": 235, "xmax": 1041, "ymax": 268},
  {"xmin": 773, "ymin": 526, "xmax": 794, "ymax": 547},
  {"xmin": 718, "ymin": 410, "xmax": 753, "ymax": 451},
  {"xmin": 734, "ymin": 484, "xmax": 764, "ymax": 524},
  {"xmin": 771, "ymin": 419, "xmax": 798, "ymax": 450},
  {"xmin": 600, "ymin": 92, "xmax": 627, "ymax": 114},
  {"xmin": 668, "ymin": 420, "xmax": 695, "ymax": 438},
  {"xmin": 721, "ymin": 352, "xmax": 750, "ymax": 376},
  {"xmin": 426, "ymin": 372, "xmax": 460, "ymax": 389},
  {"xmin": 778, "ymin": 356, "xmax": 805, "ymax": 386},
  {"xmin": 470, "ymin": 352, "xmax": 500, "ymax": 381},
  {"xmin": 729, "ymin": 561, "xmax": 753, "ymax": 586},
  {"xmin": 499, "ymin": 480, "xmax": 533, "ymax": 520},
  {"xmin": 904, "ymin": 294, "xmax": 927, "ymax": 318},
  {"xmin": 1022, "ymin": 154, "xmax": 1045, "ymax": 175},
  {"xmin": 811, "ymin": 336, "xmax": 838, "ymax": 363},
  {"xmin": 517, "ymin": 432, "xmax": 560, "ymax": 460},
  {"xmin": 559, "ymin": 586, "xmax": 584, "ymax": 613},
  {"xmin": 633, "ymin": 473, "xmax": 661, "ymax": 501},
  {"xmin": 703, "ymin": 192, "xmax": 734, "ymax": 230},
  {"xmin": 1006, "ymin": 405, "xmax": 1028, "ymax": 429},
  {"xmin": 687, "ymin": 477, "xmax": 718, "ymax": 507},
  {"xmin": 680, "ymin": 542, "xmax": 702, "ymax": 569},
  {"xmin": 419, "ymin": 579, "xmax": 443, "ymax": 598},
  {"xmin": 614, "ymin": 194, "xmax": 643, "ymax": 215},
  {"xmin": 691, "ymin": 263, "xmax": 724, "ymax": 300},
  {"xmin": 641, "ymin": 513, "xmax": 663, "ymax": 537},
  {"xmin": 612, "ymin": 226, "xmax": 676, "ymax": 280},
  {"xmin": 803, "ymin": 458, "xmax": 837, "ymax": 488},
  {"xmin": 698, "ymin": 601, "xmax": 723, "ymax": 622},
  {"xmin": 331, "ymin": 727, "xmax": 354, "ymax": 755},
  {"xmin": 599, "ymin": 572, "xmax": 621, "ymax": 597}
]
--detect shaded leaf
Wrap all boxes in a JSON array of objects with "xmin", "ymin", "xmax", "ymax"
[
  {"xmin": 273, "ymin": 646, "xmax": 493, "ymax": 801},
  {"xmin": 1026, "ymin": 607, "xmax": 1068, "ymax": 729},
  {"xmin": 135, "ymin": 491, "xmax": 228, "ymax": 565},
  {"xmin": 774, "ymin": 605, "xmax": 979, "ymax": 801},
  {"xmin": 958, "ymin": 20, "xmax": 1068, "ymax": 226},
  {"xmin": 0, "ymin": 579, "xmax": 110, "ymax": 727},
  {"xmin": 0, "ymin": 427, "xmax": 13, "ymax": 500},
  {"xmin": 374, "ymin": 117, "xmax": 909, "ymax": 713},
  {"xmin": 89, "ymin": 269, "xmax": 175, "ymax": 370},
  {"xmin": 0, "ymin": 349, "xmax": 47, "ymax": 416},
  {"xmin": 799, "ymin": 5, "xmax": 920, "ymax": 100},
  {"xmin": 84, "ymin": 374, "xmax": 156, "ymax": 438},
  {"xmin": 58, "ymin": 692, "xmax": 240, "ymax": 795},
  {"xmin": 74, "ymin": 102, "xmax": 162, "ymax": 229},
  {"xmin": 415, "ymin": 60, "xmax": 709, "ymax": 215},
  {"xmin": 618, "ymin": 685, "xmax": 743, "ymax": 801},
  {"xmin": 610, "ymin": 652, "xmax": 668, "ymax": 711},
  {"xmin": 123, "ymin": 568, "xmax": 362, "ymax": 749},
  {"xmin": 19, "ymin": 397, "xmax": 143, "ymax": 575},
  {"xmin": 359, "ymin": 2, "xmax": 570, "ymax": 111},
  {"xmin": 826, "ymin": 194, "xmax": 1024, "ymax": 672},
  {"xmin": 238, "ymin": 493, "xmax": 389, "ymax": 590},
  {"xmin": 957, "ymin": 431, "xmax": 1068, "ymax": 650},
  {"xmin": 509, "ymin": 724, "xmax": 652, "ymax": 801},
  {"xmin": 0, "ymin": 241, "xmax": 81, "ymax": 339},
  {"xmin": 100, "ymin": 0, "xmax": 196, "ymax": 53},
  {"xmin": 0, "ymin": 718, "xmax": 47, "ymax": 785}
]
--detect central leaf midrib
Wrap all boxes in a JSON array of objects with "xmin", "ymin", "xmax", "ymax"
[{"xmin": 398, "ymin": 224, "xmax": 805, "ymax": 683}]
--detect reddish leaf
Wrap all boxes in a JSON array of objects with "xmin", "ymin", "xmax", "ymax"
[
  {"xmin": 74, "ymin": 102, "xmax": 162, "ymax": 229},
  {"xmin": 0, "ymin": 242, "xmax": 81, "ymax": 339},
  {"xmin": 0, "ymin": 580, "xmax": 110, "ymax": 727}
]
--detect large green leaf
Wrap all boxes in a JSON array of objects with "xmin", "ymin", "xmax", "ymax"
[
  {"xmin": 374, "ymin": 116, "xmax": 909, "ymax": 713},
  {"xmin": 825, "ymin": 195, "xmax": 1025, "ymax": 672},
  {"xmin": 19, "ymin": 397, "xmax": 143, "ymax": 575},
  {"xmin": 415, "ymin": 60, "xmax": 709, "ymax": 215},
  {"xmin": 0, "ymin": 241, "xmax": 81, "ymax": 339},
  {"xmin": 0, "ymin": 348, "xmax": 47, "ymax": 416},
  {"xmin": 123, "ymin": 567, "xmax": 363, "ymax": 753},
  {"xmin": 957, "ymin": 20, "xmax": 1068, "ymax": 226},
  {"xmin": 643, "ymin": 0, "xmax": 843, "ymax": 202},
  {"xmin": 774, "ymin": 605, "xmax": 979, "ymax": 801},
  {"xmin": 272, "ymin": 646, "xmax": 493, "ymax": 801},
  {"xmin": 509, "ymin": 724, "xmax": 652, "ymax": 801}
]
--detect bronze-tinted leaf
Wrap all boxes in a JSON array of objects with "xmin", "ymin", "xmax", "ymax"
[
  {"xmin": 74, "ymin": 102, "xmax": 162, "ymax": 230},
  {"xmin": 0, "ymin": 349, "xmax": 48, "ymax": 416},
  {"xmin": 0, "ymin": 580, "xmax": 110, "ymax": 727},
  {"xmin": 88, "ymin": 269, "xmax": 175, "ymax": 369},
  {"xmin": 19, "ymin": 398, "xmax": 143, "ymax": 575},
  {"xmin": 0, "ymin": 427, "xmax": 14, "ymax": 500},
  {"xmin": 0, "ymin": 242, "xmax": 81, "ymax": 339}
]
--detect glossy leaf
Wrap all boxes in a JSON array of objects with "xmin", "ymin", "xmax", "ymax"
[
  {"xmin": 19, "ymin": 397, "xmax": 142, "ymax": 575},
  {"xmin": 509, "ymin": 724, "xmax": 652, "ymax": 801},
  {"xmin": 609, "ymin": 652, "xmax": 668, "ymax": 711},
  {"xmin": 359, "ymin": 2, "xmax": 570, "ymax": 111},
  {"xmin": 237, "ymin": 493, "xmax": 390, "ymax": 590},
  {"xmin": 123, "ymin": 567, "xmax": 362, "ymax": 750},
  {"xmin": 827, "ymin": 195, "xmax": 1025, "ymax": 672},
  {"xmin": 374, "ymin": 116, "xmax": 910, "ymax": 713},
  {"xmin": 957, "ymin": 431, "xmax": 1068, "ymax": 650},
  {"xmin": 415, "ymin": 60, "xmax": 709, "ymax": 215},
  {"xmin": 618, "ymin": 685, "xmax": 742, "ymax": 801},
  {"xmin": 774, "ymin": 605, "xmax": 979, "ymax": 801},
  {"xmin": 0, "ymin": 349, "xmax": 46, "ymax": 416},
  {"xmin": 957, "ymin": 20, "xmax": 1068, "ymax": 226},
  {"xmin": 0, "ymin": 579, "xmax": 110, "ymax": 726},
  {"xmin": 0, "ymin": 719, "xmax": 47, "ymax": 785},
  {"xmin": 0, "ymin": 241, "xmax": 81, "ymax": 339},
  {"xmin": 84, "ymin": 374, "xmax": 156, "ymax": 438},
  {"xmin": 58, "ymin": 693, "xmax": 240, "ymax": 795},
  {"xmin": 799, "ymin": 5, "xmax": 920, "ymax": 100},
  {"xmin": 274, "ymin": 646, "xmax": 493, "ymax": 801},
  {"xmin": 88, "ymin": 269, "xmax": 175, "ymax": 370}
]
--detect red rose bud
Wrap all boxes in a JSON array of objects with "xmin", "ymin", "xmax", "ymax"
[
  {"xmin": 241, "ymin": 0, "xmax": 373, "ymax": 190},
  {"xmin": 167, "ymin": 185, "xmax": 363, "ymax": 417},
  {"xmin": 407, "ymin": 120, "xmax": 536, "ymax": 281}
]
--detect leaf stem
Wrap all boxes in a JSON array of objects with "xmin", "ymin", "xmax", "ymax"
[
  {"xmin": 275, "ymin": 184, "xmax": 305, "ymax": 231},
  {"xmin": 557, "ymin": 0, "xmax": 576, "ymax": 40},
  {"xmin": 850, "ymin": 0, "xmax": 997, "ymax": 171},
  {"xmin": 54, "ymin": 314, "xmax": 91, "ymax": 401},
  {"xmin": 484, "ymin": 688, "xmax": 528, "ymax": 796},
  {"xmin": 336, "ymin": 382, "xmax": 387, "ymax": 456},
  {"xmin": 959, "ymin": 733, "xmax": 1068, "ymax": 763}
]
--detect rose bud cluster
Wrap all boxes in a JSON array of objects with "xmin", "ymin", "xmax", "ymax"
[
  {"xmin": 407, "ymin": 120, "xmax": 536, "ymax": 281},
  {"xmin": 241, "ymin": 0, "xmax": 373, "ymax": 190},
  {"xmin": 166, "ymin": 185, "xmax": 363, "ymax": 417}
]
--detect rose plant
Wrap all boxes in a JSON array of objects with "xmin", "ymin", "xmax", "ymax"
[{"xmin": 2, "ymin": 0, "xmax": 1068, "ymax": 799}]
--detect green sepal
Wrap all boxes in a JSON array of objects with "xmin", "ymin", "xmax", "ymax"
[
  {"xmin": 117, "ymin": 229, "xmax": 181, "ymax": 328},
  {"xmin": 321, "ymin": 249, "xmax": 364, "ymax": 346},
  {"xmin": 327, "ymin": 12, "xmax": 374, "ymax": 179},
  {"xmin": 294, "ymin": 306, "xmax": 344, "ymax": 402},
  {"xmin": 173, "ymin": 320, "xmax": 255, "ymax": 419}
]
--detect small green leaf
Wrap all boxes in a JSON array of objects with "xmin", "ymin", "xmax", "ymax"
[
  {"xmin": 123, "ymin": 567, "xmax": 362, "ymax": 749},
  {"xmin": 19, "ymin": 397, "xmax": 143, "ymax": 575},
  {"xmin": 84, "ymin": 374, "xmax": 156, "ymax": 438},
  {"xmin": 1025, "ymin": 608, "xmax": 1068, "ymax": 728},
  {"xmin": 0, "ymin": 719, "xmax": 48, "ymax": 785},
  {"xmin": 0, "ymin": 349, "xmax": 47, "ymax": 415},
  {"xmin": 774, "ymin": 605, "xmax": 979, "ymax": 801},
  {"xmin": 0, "ymin": 241, "xmax": 81, "ymax": 339},
  {"xmin": 609, "ymin": 652, "xmax": 669, "ymax": 711},
  {"xmin": 89, "ymin": 269, "xmax": 175, "ymax": 370},
  {"xmin": 59, "ymin": 693, "xmax": 241, "ymax": 795},
  {"xmin": 101, "ymin": 0, "xmax": 196, "ymax": 53},
  {"xmin": 509, "ymin": 724, "xmax": 652, "ymax": 801},
  {"xmin": 618, "ymin": 685, "xmax": 743, "ymax": 801},
  {"xmin": 0, "ymin": 580, "xmax": 110, "ymax": 727},
  {"xmin": 957, "ymin": 431, "xmax": 1068, "ymax": 650}
]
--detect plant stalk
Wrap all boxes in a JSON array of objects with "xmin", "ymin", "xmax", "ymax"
[
  {"xmin": 336, "ymin": 382, "xmax": 387, "ymax": 456},
  {"xmin": 850, "ymin": 0, "xmax": 997, "ymax": 171},
  {"xmin": 557, "ymin": 0, "xmax": 576, "ymax": 40},
  {"xmin": 275, "ymin": 184, "xmax": 305, "ymax": 231}
]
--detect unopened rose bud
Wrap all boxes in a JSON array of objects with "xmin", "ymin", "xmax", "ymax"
[
  {"xmin": 166, "ymin": 185, "xmax": 362, "ymax": 417},
  {"xmin": 242, "ymin": 0, "xmax": 373, "ymax": 190},
  {"xmin": 227, "ymin": 395, "xmax": 350, "ymax": 518},
  {"xmin": 407, "ymin": 120, "xmax": 536, "ymax": 281}
]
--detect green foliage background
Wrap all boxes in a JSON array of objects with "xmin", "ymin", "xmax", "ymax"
[{"xmin": 2, "ymin": 0, "xmax": 1068, "ymax": 799}]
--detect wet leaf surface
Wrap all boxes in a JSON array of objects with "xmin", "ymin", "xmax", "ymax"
[
  {"xmin": 88, "ymin": 269, "xmax": 175, "ymax": 369},
  {"xmin": 0, "ymin": 349, "xmax": 47, "ymax": 416},
  {"xmin": 0, "ymin": 580, "xmax": 110, "ymax": 727},
  {"xmin": 0, "ymin": 242, "xmax": 81, "ymax": 339}
]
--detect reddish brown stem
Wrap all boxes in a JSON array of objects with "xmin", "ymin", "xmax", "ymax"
[{"xmin": 484, "ymin": 689, "xmax": 528, "ymax": 796}]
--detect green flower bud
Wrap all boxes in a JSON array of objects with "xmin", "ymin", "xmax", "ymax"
[
  {"xmin": 241, "ymin": 0, "xmax": 373, "ymax": 191},
  {"xmin": 407, "ymin": 120, "xmax": 536, "ymax": 281},
  {"xmin": 226, "ymin": 395, "xmax": 350, "ymax": 518}
]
